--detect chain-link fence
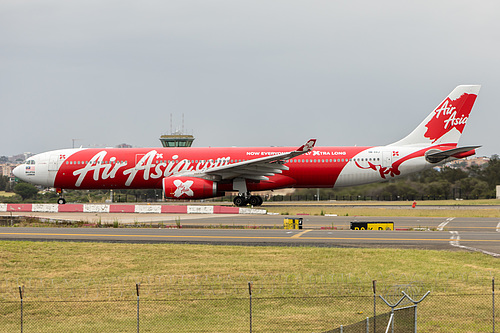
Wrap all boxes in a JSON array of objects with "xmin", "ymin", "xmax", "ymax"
[{"xmin": 1, "ymin": 275, "xmax": 497, "ymax": 332}]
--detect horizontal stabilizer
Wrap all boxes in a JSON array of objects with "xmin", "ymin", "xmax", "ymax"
[{"xmin": 425, "ymin": 146, "xmax": 480, "ymax": 163}]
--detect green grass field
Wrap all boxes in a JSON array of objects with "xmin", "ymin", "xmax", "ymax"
[
  {"xmin": 2, "ymin": 200, "xmax": 500, "ymax": 331},
  {"xmin": 1, "ymin": 240, "xmax": 498, "ymax": 332},
  {"xmin": 261, "ymin": 199, "xmax": 500, "ymax": 217},
  {"xmin": 266, "ymin": 206, "xmax": 500, "ymax": 218},
  {"xmin": 1, "ymin": 241, "xmax": 498, "ymax": 284}
]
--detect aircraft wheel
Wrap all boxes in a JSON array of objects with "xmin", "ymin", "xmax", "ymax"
[
  {"xmin": 256, "ymin": 196, "xmax": 263, "ymax": 206},
  {"xmin": 233, "ymin": 196, "xmax": 247, "ymax": 207},
  {"xmin": 249, "ymin": 196, "xmax": 262, "ymax": 206},
  {"xmin": 57, "ymin": 198, "xmax": 66, "ymax": 205}
]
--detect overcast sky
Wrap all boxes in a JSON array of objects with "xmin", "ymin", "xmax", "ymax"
[{"xmin": 1, "ymin": 0, "xmax": 499, "ymax": 157}]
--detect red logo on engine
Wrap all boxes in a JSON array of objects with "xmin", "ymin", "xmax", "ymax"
[
  {"xmin": 424, "ymin": 93, "xmax": 476, "ymax": 143},
  {"xmin": 173, "ymin": 179, "xmax": 194, "ymax": 197}
]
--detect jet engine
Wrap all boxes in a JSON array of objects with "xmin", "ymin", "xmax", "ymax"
[{"xmin": 162, "ymin": 177, "xmax": 218, "ymax": 199}]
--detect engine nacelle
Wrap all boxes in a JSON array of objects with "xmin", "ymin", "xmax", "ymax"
[{"xmin": 162, "ymin": 177, "xmax": 217, "ymax": 199}]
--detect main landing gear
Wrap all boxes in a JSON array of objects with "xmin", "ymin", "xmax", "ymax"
[
  {"xmin": 56, "ymin": 188, "xmax": 66, "ymax": 205},
  {"xmin": 232, "ymin": 178, "xmax": 263, "ymax": 207},
  {"xmin": 233, "ymin": 194, "xmax": 263, "ymax": 207}
]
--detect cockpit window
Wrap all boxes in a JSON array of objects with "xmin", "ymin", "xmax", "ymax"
[{"xmin": 26, "ymin": 160, "xmax": 35, "ymax": 165}]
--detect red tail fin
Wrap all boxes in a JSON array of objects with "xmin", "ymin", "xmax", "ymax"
[{"xmin": 392, "ymin": 85, "xmax": 480, "ymax": 146}]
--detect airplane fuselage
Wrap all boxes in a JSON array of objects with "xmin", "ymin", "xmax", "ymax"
[{"xmin": 16, "ymin": 143, "xmax": 456, "ymax": 192}]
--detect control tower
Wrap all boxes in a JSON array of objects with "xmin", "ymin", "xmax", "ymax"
[
  {"xmin": 159, "ymin": 132, "xmax": 195, "ymax": 147},
  {"xmin": 159, "ymin": 114, "xmax": 195, "ymax": 147}
]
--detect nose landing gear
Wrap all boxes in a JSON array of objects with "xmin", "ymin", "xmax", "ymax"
[{"xmin": 56, "ymin": 188, "xmax": 66, "ymax": 205}]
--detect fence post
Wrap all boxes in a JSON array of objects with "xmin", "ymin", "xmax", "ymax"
[
  {"xmin": 384, "ymin": 313, "xmax": 394, "ymax": 333},
  {"xmin": 136, "ymin": 283, "xmax": 140, "ymax": 333},
  {"xmin": 401, "ymin": 291, "xmax": 430, "ymax": 333},
  {"xmin": 493, "ymin": 277, "xmax": 495, "ymax": 333},
  {"xmin": 19, "ymin": 286, "xmax": 23, "ymax": 333},
  {"xmin": 379, "ymin": 294, "xmax": 406, "ymax": 333},
  {"xmin": 372, "ymin": 280, "xmax": 376, "ymax": 333},
  {"xmin": 248, "ymin": 282, "xmax": 252, "ymax": 333}
]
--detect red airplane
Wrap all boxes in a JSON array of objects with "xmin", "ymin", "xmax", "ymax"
[{"xmin": 13, "ymin": 85, "xmax": 481, "ymax": 206}]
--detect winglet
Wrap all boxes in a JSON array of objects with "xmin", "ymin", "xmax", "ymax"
[{"xmin": 297, "ymin": 139, "xmax": 316, "ymax": 152}]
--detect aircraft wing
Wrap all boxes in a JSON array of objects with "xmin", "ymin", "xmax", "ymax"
[
  {"xmin": 176, "ymin": 139, "xmax": 316, "ymax": 181},
  {"xmin": 425, "ymin": 145, "xmax": 481, "ymax": 163}
]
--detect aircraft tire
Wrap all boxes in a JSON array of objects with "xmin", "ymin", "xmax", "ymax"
[
  {"xmin": 233, "ymin": 196, "xmax": 247, "ymax": 207},
  {"xmin": 57, "ymin": 198, "xmax": 66, "ymax": 205},
  {"xmin": 249, "ymin": 196, "xmax": 262, "ymax": 206}
]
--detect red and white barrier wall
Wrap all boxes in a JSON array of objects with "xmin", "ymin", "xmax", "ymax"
[{"xmin": 0, "ymin": 203, "xmax": 266, "ymax": 215}]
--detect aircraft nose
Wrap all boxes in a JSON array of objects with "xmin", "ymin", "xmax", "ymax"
[{"xmin": 13, "ymin": 164, "xmax": 24, "ymax": 179}]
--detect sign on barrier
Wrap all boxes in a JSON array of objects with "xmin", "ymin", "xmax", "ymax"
[
  {"xmin": 0, "ymin": 204, "xmax": 7, "ymax": 212},
  {"xmin": 135, "ymin": 205, "xmax": 162, "ymax": 214},
  {"xmin": 239, "ymin": 208, "xmax": 266, "ymax": 215},
  {"xmin": 83, "ymin": 205, "xmax": 110, "ymax": 213},
  {"xmin": 187, "ymin": 206, "xmax": 214, "ymax": 214},
  {"xmin": 32, "ymin": 204, "xmax": 58, "ymax": 213}
]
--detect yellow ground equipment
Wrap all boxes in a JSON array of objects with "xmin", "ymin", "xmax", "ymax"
[
  {"xmin": 283, "ymin": 218, "xmax": 303, "ymax": 230},
  {"xmin": 350, "ymin": 221, "xmax": 394, "ymax": 230}
]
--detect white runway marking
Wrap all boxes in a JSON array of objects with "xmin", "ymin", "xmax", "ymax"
[
  {"xmin": 438, "ymin": 217, "xmax": 455, "ymax": 231},
  {"xmin": 449, "ymin": 231, "xmax": 500, "ymax": 257},
  {"xmin": 496, "ymin": 221, "xmax": 500, "ymax": 232}
]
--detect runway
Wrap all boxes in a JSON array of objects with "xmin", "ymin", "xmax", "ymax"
[{"xmin": 1, "ymin": 212, "xmax": 499, "ymax": 256}]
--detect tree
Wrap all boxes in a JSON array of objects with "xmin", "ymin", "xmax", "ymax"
[
  {"xmin": 440, "ymin": 166, "xmax": 468, "ymax": 183},
  {"xmin": 0, "ymin": 176, "xmax": 7, "ymax": 191},
  {"xmin": 13, "ymin": 183, "xmax": 39, "ymax": 201},
  {"xmin": 476, "ymin": 155, "xmax": 500, "ymax": 192}
]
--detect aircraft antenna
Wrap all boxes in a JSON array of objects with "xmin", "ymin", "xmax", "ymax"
[{"xmin": 72, "ymin": 139, "xmax": 82, "ymax": 149}]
